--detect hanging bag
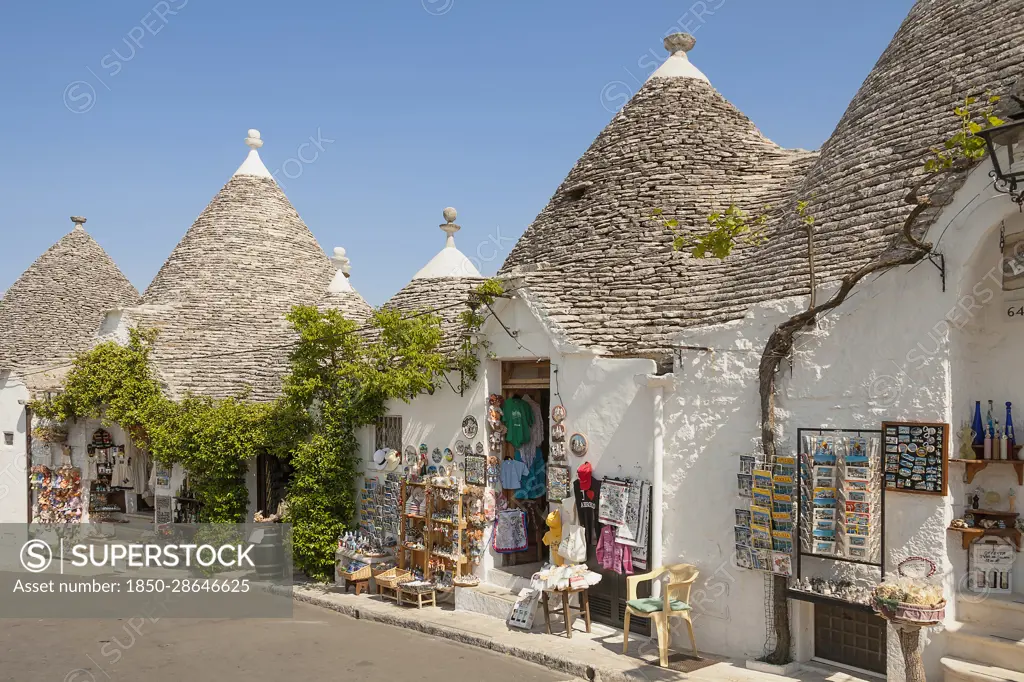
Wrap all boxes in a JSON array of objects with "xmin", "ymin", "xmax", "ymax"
[{"xmin": 558, "ymin": 495, "xmax": 588, "ymax": 564}]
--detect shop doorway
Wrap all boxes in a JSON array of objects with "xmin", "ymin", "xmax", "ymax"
[
  {"xmin": 813, "ymin": 603, "xmax": 887, "ymax": 675},
  {"xmin": 500, "ymin": 360, "xmax": 549, "ymax": 568}
]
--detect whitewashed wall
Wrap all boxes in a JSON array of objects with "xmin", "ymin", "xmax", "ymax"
[
  {"xmin": 0, "ymin": 379, "xmax": 30, "ymax": 524},
  {"xmin": 664, "ymin": 166, "xmax": 1024, "ymax": 679}
]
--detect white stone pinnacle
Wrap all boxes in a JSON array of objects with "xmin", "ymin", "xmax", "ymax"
[{"xmin": 234, "ymin": 128, "xmax": 273, "ymax": 179}]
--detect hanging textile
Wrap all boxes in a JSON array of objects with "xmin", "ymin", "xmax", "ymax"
[
  {"xmin": 615, "ymin": 478, "xmax": 643, "ymax": 544},
  {"xmin": 501, "ymin": 397, "xmax": 534, "ymax": 448},
  {"xmin": 596, "ymin": 525, "xmax": 633, "ymax": 575},
  {"xmin": 514, "ymin": 450, "xmax": 546, "ymax": 500},
  {"xmin": 630, "ymin": 483, "xmax": 651, "ymax": 570},
  {"xmin": 500, "ymin": 458, "xmax": 528, "ymax": 490},
  {"xmin": 597, "ymin": 478, "xmax": 629, "ymax": 527},
  {"xmin": 493, "ymin": 509, "xmax": 529, "ymax": 553},
  {"xmin": 520, "ymin": 396, "xmax": 544, "ymax": 469},
  {"xmin": 573, "ymin": 470, "xmax": 602, "ymax": 553}
]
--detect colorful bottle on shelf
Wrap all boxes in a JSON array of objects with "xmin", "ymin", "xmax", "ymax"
[
  {"xmin": 997, "ymin": 420, "xmax": 1008, "ymax": 460},
  {"xmin": 987, "ymin": 400, "xmax": 995, "ymax": 437},
  {"xmin": 984, "ymin": 422, "xmax": 993, "ymax": 460},
  {"xmin": 1006, "ymin": 402, "xmax": 1015, "ymax": 454},
  {"xmin": 972, "ymin": 401, "xmax": 985, "ymax": 447}
]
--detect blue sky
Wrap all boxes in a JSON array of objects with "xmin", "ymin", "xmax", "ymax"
[{"xmin": 0, "ymin": 0, "xmax": 917, "ymax": 306}]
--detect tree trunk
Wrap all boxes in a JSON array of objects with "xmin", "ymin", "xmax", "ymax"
[{"xmin": 897, "ymin": 626, "xmax": 926, "ymax": 682}]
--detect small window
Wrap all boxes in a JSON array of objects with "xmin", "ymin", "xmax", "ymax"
[
  {"xmin": 374, "ymin": 416, "xmax": 403, "ymax": 452},
  {"xmin": 3, "ymin": 432, "xmax": 13, "ymax": 446},
  {"xmin": 564, "ymin": 181, "xmax": 592, "ymax": 202}
]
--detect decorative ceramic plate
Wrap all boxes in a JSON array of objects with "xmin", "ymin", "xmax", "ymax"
[
  {"xmin": 438, "ymin": 465, "xmax": 448, "ymax": 477},
  {"xmin": 419, "ymin": 444, "xmax": 429, "ymax": 457},
  {"xmin": 455, "ymin": 440, "xmax": 466, "ymax": 455},
  {"xmin": 569, "ymin": 433, "xmax": 588, "ymax": 457},
  {"xmin": 475, "ymin": 442, "xmax": 484, "ymax": 454},
  {"xmin": 427, "ymin": 466, "xmax": 438, "ymax": 475},
  {"xmin": 404, "ymin": 446, "xmax": 418, "ymax": 464},
  {"xmin": 551, "ymin": 423, "xmax": 566, "ymax": 442},
  {"xmin": 551, "ymin": 404, "xmax": 566, "ymax": 423},
  {"xmin": 444, "ymin": 448, "xmax": 454, "ymax": 462},
  {"xmin": 984, "ymin": 490, "xmax": 1002, "ymax": 507},
  {"xmin": 462, "ymin": 416, "xmax": 479, "ymax": 439},
  {"xmin": 432, "ymin": 448, "xmax": 443, "ymax": 464}
]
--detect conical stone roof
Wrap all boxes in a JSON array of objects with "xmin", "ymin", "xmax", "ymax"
[
  {"xmin": 761, "ymin": 0, "xmax": 1024, "ymax": 290},
  {"xmin": 502, "ymin": 4, "xmax": 1024, "ymax": 357},
  {"xmin": 320, "ymin": 247, "xmax": 374, "ymax": 322},
  {"xmin": 0, "ymin": 218, "xmax": 139, "ymax": 385},
  {"xmin": 385, "ymin": 208, "xmax": 484, "ymax": 357},
  {"xmin": 499, "ymin": 35, "xmax": 815, "ymax": 356},
  {"xmin": 130, "ymin": 130, "xmax": 371, "ymax": 401}
]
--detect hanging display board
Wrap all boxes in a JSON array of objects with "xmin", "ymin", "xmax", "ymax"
[
  {"xmin": 798, "ymin": 430, "xmax": 884, "ymax": 566},
  {"xmin": 881, "ymin": 421, "xmax": 948, "ymax": 496}
]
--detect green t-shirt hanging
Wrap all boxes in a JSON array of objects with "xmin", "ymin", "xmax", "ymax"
[{"xmin": 502, "ymin": 397, "xmax": 534, "ymax": 448}]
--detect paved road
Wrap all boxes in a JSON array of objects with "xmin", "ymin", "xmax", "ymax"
[{"xmin": 0, "ymin": 601, "xmax": 573, "ymax": 682}]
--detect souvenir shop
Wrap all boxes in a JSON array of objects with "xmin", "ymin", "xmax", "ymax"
[
  {"xmin": 30, "ymin": 424, "xmax": 155, "ymax": 529},
  {"xmin": 342, "ymin": 358, "xmax": 655, "ymax": 637}
]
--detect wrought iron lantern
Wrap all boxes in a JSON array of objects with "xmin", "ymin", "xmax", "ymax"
[{"xmin": 978, "ymin": 106, "xmax": 1024, "ymax": 207}]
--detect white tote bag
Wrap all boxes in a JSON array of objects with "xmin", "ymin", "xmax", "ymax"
[{"xmin": 558, "ymin": 496, "xmax": 588, "ymax": 564}]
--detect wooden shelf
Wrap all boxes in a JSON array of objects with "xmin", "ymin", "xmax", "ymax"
[
  {"xmin": 970, "ymin": 444, "xmax": 1023, "ymax": 459},
  {"xmin": 405, "ymin": 513, "xmax": 425, "ymax": 520},
  {"xmin": 786, "ymin": 588, "xmax": 876, "ymax": 614},
  {"xmin": 948, "ymin": 525, "xmax": 1022, "ymax": 551},
  {"xmin": 969, "ymin": 509, "xmax": 1019, "ymax": 518},
  {"xmin": 949, "ymin": 459, "xmax": 1024, "ymax": 485}
]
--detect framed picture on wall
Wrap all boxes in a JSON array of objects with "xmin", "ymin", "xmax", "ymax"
[
  {"xmin": 464, "ymin": 455, "xmax": 486, "ymax": 486},
  {"xmin": 547, "ymin": 465, "xmax": 571, "ymax": 502}
]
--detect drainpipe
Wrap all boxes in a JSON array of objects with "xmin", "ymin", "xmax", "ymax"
[{"xmin": 634, "ymin": 372, "xmax": 675, "ymax": 586}]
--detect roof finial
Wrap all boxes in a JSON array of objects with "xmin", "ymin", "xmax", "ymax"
[
  {"xmin": 70, "ymin": 216, "xmax": 87, "ymax": 231},
  {"xmin": 331, "ymin": 247, "xmax": 352, "ymax": 278},
  {"xmin": 664, "ymin": 33, "xmax": 696, "ymax": 54},
  {"xmin": 441, "ymin": 207, "xmax": 460, "ymax": 248},
  {"xmin": 245, "ymin": 129, "xmax": 264, "ymax": 150}
]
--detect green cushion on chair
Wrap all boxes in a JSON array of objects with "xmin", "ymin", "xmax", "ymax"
[{"xmin": 626, "ymin": 597, "xmax": 691, "ymax": 614}]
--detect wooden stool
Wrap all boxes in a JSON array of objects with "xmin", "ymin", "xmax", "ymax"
[
  {"xmin": 398, "ymin": 587, "xmax": 437, "ymax": 609},
  {"xmin": 345, "ymin": 578, "xmax": 370, "ymax": 596},
  {"xmin": 542, "ymin": 587, "xmax": 592, "ymax": 638}
]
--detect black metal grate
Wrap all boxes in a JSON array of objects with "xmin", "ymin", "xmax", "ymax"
[
  {"xmin": 374, "ymin": 416, "xmax": 403, "ymax": 452},
  {"xmin": 814, "ymin": 602, "xmax": 887, "ymax": 674}
]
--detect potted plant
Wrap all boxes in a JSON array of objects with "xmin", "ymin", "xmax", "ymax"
[{"xmin": 871, "ymin": 558, "xmax": 946, "ymax": 682}]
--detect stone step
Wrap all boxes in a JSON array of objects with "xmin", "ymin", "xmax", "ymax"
[
  {"xmin": 454, "ymin": 583, "xmax": 521, "ymax": 622},
  {"xmin": 958, "ymin": 593, "xmax": 1024, "ymax": 632},
  {"xmin": 941, "ymin": 656, "xmax": 1024, "ymax": 682},
  {"xmin": 486, "ymin": 567, "xmax": 535, "ymax": 593},
  {"xmin": 947, "ymin": 622, "xmax": 1024, "ymax": 672}
]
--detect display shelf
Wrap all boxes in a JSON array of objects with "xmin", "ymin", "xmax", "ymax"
[
  {"xmin": 950, "ymin": 458, "xmax": 1024, "ymax": 485},
  {"xmin": 948, "ymin": 526, "xmax": 1022, "ymax": 551},
  {"xmin": 786, "ymin": 588, "xmax": 875, "ymax": 614},
  {"xmin": 970, "ymin": 444, "xmax": 1023, "ymax": 460},
  {"xmin": 431, "ymin": 551, "xmax": 467, "ymax": 564},
  {"xmin": 405, "ymin": 514, "xmax": 425, "ymax": 520}
]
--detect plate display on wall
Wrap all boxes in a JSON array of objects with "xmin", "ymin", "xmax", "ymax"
[
  {"xmin": 474, "ymin": 442, "xmax": 484, "ymax": 454},
  {"xmin": 551, "ymin": 423, "xmax": 566, "ymax": 442},
  {"xmin": 552, "ymin": 405, "xmax": 566, "ymax": 423},
  {"xmin": 419, "ymin": 443, "xmax": 429, "ymax": 457},
  {"xmin": 438, "ymin": 465, "xmax": 448, "ymax": 477},
  {"xmin": 569, "ymin": 433, "xmax": 588, "ymax": 457},
  {"xmin": 404, "ymin": 446, "xmax": 418, "ymax": 464},
  {"xmin": 443, "ymin": 448, "xmax": 454, "ymax": 462},
  {"xmin": 432, "ymin": 447, "xmax": 443, "ymax": 464},
  {"xmin": 427, "ymin": 465, "xmax": 438, "ymax": 474},
  {"xmin": 551, "ymin": 442, "xmax": 566, "ymax": 461},
  {"xmin": 455, "ymin": 440, "xmax": 466, "ymax": 455},
  {"xmin": 462, "ymin": 416, "xmax": 479, "ymax": 439}
]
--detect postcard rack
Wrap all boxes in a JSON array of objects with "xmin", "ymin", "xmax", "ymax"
[{"xmin": 795, "ymin": 428, "xmax": 886, "ymax": 582}]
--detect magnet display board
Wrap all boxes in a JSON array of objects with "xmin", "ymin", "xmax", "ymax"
[{"xmin": 882, "ymin": 421, "xmax": 948, "ymax": 496}]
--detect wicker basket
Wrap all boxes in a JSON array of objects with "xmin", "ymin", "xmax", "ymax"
[
  {"xmin": 337, "ymin": 564, "xmax": 372, "ymax": 582},
  {"xmin": 398, "ymin": 580, "xmax": 436, "ymax": 594},
  {"xmin": 374, "ymin": 568, "xmax": 412, "ymax": 590},
  {"xmin": 873, "ymin": 598, "xmax": 946, "ymax": 626}
]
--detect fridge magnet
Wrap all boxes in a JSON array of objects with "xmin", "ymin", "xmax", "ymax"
[{"xmin": 551, "ymin": 423, "xmax": 566, "ymax": 442}]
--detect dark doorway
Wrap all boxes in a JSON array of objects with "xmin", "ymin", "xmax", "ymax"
[{"xmin": 814, "ymin": 603, "xmax": 887, "ymax": 675}]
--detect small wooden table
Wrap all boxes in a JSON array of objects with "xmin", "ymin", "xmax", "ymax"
[
  {"xmin": 344, "ymin": 577, "xmax": 370, "ymax": 595},
  {"xmin": 398, "ymin": 586, "xmax": 437, "ymax": 609},
  {"xmin": 542, "ymin": 587, "xmax": 592, "ymax": 638}
]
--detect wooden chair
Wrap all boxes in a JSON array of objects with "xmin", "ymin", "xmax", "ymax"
[{"xmin": 623, "ymin": 564, "xmax": 699, "ymax": 667}]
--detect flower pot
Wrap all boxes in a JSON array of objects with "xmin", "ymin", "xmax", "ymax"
[{"xmin": 873, "ymin": 597, "xmax": 946, "ymax": 626}]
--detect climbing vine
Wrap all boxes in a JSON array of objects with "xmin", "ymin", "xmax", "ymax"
[
  {"xmin": 455, "ymin": 278, "xmax": 506, "ymax": 392},
  {"xmin": 652, "ymin": 204, "xmax": 770, "ymax": 259},
  {"xmin": 279, "ymin": 305, "xmax": 448, "ymax": 582}
]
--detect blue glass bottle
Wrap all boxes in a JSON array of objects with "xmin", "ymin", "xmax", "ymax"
[
  {"xmin": 1006, "ymin": 402, "xmax": 1016, "ymax": 452},
  {"xmin": 972, "ymin": 401, "xmax": 984, "ymax": 446}
]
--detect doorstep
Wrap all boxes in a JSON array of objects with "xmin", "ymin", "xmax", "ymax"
[{"xmin": 293, "ymin": 581, "xmax": 861, "ymax": 682}]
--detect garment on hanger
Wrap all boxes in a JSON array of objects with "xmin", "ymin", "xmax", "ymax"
[
  {"xmin": 112, "ymin": 453, "xmax": 133, "ymax": 488},
  {"xmin": 573, "ymin": 466, "xmax": 602, "ymax": 553},
  {"xmin": 514, "ymin": 450, "xmax": 546, "ymax": 500},
  {"xmin": 501, "ymin": 397, "xmax": 534, "ymax": 448},
  {"xmin": 500, "ymin": 457, "xmax": 528, "ymax": 490},
  {"xmin": 520, "ymin": 396, "xmax": 544, "ymax": 469},
  {"xmin": 596, "ymin": 525, "xmax": 633, "ymax": 575}
]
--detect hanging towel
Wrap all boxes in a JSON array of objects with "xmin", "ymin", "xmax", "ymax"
[
  {"xmin": 493, "ymin": 510, "xmax": 529, "ymax": 553},
  {"xmin": 596, "ymin": 525, "xmax": 634, "ymax": 575},
  {"xmin": 598, "ymin": 478, "xmax": 629, "ymax": 527},
  {"xmin": 630, "ymin": 483, "xmax": 651, "ymax": 570},
  {"xmin": 615, "ymin": 478, "xmax": 644, "ymax": 545}
]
